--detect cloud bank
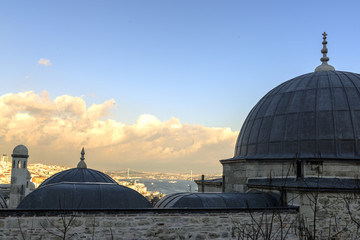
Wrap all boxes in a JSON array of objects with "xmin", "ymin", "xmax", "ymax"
[{"xmin": 0, "ymin": 91, "xmax": 238, "ymax": 173}]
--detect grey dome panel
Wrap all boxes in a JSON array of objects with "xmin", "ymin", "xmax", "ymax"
[
  {"xmin": 17, "ymin": 182, "xmax": 152, "ymax": 209},
  {"xmin": 154, "ymin": 192, "xmax": 280, "ymax": 209},
  {"xmin": 235, "ymin": 71, "xmax": 360, "ymax": 160},
  {"xmin": 39, "ymin": 168, "xmax": 117, "ymax": 187}
]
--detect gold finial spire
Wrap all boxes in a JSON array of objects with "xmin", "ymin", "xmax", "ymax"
[
  {"xmin": 77, "ymin": 147, "xmax": 87, "ymax": 168},
  {"xmin": 315, "ymin": 32, "xmax": 335, "ymax": 72}
]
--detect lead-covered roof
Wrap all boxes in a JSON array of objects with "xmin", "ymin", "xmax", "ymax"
[{"xmin": 235, "ymin": 71, "xmax": 360, "ymax": 160}]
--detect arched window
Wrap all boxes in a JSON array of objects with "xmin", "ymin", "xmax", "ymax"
[
  {"xmin": 12, "ymin": 160, "xmax": 15, "ymax": 168},
  {"xmin": 23, "ymin": 161, "xmax": 27, "ymax": 169},
  {"xmin": 17, "ymin": 161, "xmax": 21, "ymax": 169}
]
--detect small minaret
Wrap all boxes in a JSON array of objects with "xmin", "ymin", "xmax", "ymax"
[
  {"xmin": 77, "ymin": 147, "xmax": 87, "ymax": 169},
  {"xmin": 9, "ymin": 145, "xmax": 33, "ymax": 208},
  {"xmin": 315, "ymin": 32, "xmax": 335, "ymax": 72}
]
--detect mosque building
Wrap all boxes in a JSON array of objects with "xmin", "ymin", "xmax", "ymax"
[
  {"xmin": 195, "ymin": 32, "xmax": 360, "ymax": 197},
  {"xmin": 1, "ymin": 33, "xmax": 360, "ymax": 239}
]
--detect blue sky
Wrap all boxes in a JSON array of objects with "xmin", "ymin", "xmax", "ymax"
[{"xmin": 0, "ymin": 1, "xmax": 360, "ymax": 172}]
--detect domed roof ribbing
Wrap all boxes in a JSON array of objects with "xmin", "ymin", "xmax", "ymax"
[
  {"xmin": 39, "ymin": 168, "xmax": 117, "ymax": 187},
  {"xmin": 155, "ymin": 192, "xmax": 280, "ymax": 209},
  {"xmin": 234, "ymin": 33, "xmax": 360, "ymax": 160},
  {"xmin": 17, "ymin": 182, "xmax": 152, "ymax": 209},
  {"xmin": 235, "ymin": 71, "xmax": 360, "ymax": 160}
]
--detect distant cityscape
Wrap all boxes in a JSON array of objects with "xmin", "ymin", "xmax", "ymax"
[{"xmin": 0, "ymin": 153, "xmax": 220, "ymax": 203}]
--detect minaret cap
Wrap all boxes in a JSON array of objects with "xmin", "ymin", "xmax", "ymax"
[
  {"xmin": 77, "ymin": 147, "xmax": 87, "ymax": 169},
  {"xmin": 315, "ymin": 32, "xmax": 335, "ymax": 72},
  {"xmin": 11, "ymin": 145, "xmax": 29, "ymax": 158}
]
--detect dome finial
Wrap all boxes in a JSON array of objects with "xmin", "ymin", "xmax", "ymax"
[
  {"xmin": 315, "ymin": 32, "xmax": 335, "ymax": 72},
  {"xmin": 77, "ymin": 147, "xmax": 87, "ymax": 168}
]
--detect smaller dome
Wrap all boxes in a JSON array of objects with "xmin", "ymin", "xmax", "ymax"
[
  {"xmin": 39, "ymin": 147, "xmax": 117, "ymax": 187},
  {"xmin": 12, "ymin": 145, "xmax": 28, "ymax": 157},
  {"xmin": 17, "ymin": 182, "xmax": 152, "ymax": 209},
  {"xmin": 155, "ymin": 192, "xmax": 280, "ymax": 209},
  {"xmin": 38, "ymin": 168, "xmax": 117, "ymax": 187}
]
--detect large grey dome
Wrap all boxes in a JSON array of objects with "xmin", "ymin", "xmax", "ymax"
[{"xmin": 235, "ymin": 71, "xmax": 360, "ymax": 160}]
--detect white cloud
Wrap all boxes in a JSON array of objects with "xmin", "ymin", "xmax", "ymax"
[
  {"xmin": 0, "ymin": 91, "xmax": 238, "ymax": 172},
  {"xmin": 38, "ymin": 58, "xmax": 52, "ymax": 66}
]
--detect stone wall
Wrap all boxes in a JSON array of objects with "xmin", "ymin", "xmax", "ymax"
[
  {"xmin": 200, "ymin": 184, "xmax": 222, "ymax": 192},
  {"xmin": 304, "ymin": 160, "xmax": 360, "ymax": 178},
  {"xmin": 222, "ymin": 159, "xmax": 360, "ymax": 193},
  {"xmin": 285, "ymin": 191, "xmax": 360, "ymax": 240},
  {"xmin": 222, "ymin": 160, "xmax": 295, "ymax": 192},
  {"xmin": 195, "ymin": 183, "xmax": 222, "ymax": 193},
  {"xmin": 0, "ymin": 209, "xmax": 298, "ymax": 240}
]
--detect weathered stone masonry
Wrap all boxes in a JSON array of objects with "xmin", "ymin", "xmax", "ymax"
[{"xmin": 0, "ymin": 209, "xmax": 298, "ymax": 240}]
